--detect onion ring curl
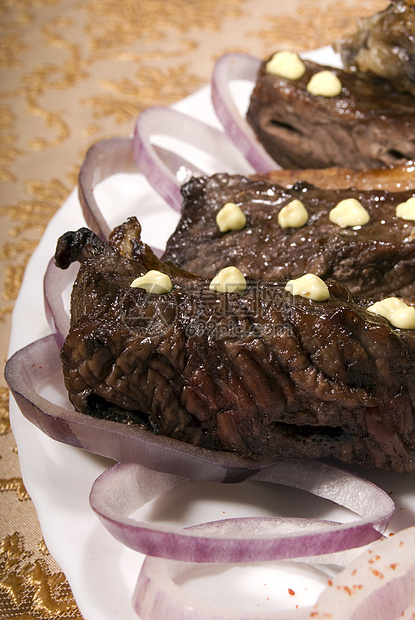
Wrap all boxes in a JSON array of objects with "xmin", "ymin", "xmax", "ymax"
[
  {"xmin": 78, "ymin": 137, "xmax": 138, "ymax": 240},
  {"xmin": 89, "ymin": 460, "xmax": 394, "ymax": 563},
  {"xmin": 211, "ymin": 52, "xmax": 278, "ymax": 173},
  {"xmin": 133, "ymin": 106, "xmax": 255, "ymax": 212},
  {"xmin": 133, "ymin": 526, "xmax": 415, "ymax": 620},
  {"xmin": 43, "ymin": 257, "xmax": 77, "ymax": 348}
]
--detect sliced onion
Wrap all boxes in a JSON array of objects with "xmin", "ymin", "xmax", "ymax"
[
  {"xmin": 89, "ymin": 460, "xmax": 394, "ymax": 563},
  {"xmin": 133, "ymin": 106, "xmax": 255, "ymax": 212},
  {"xmin": 4, "ymin": 334, "xmax": 278, "ymax": 481},
  {"xmin": 78, "ymin": 137, "xmax": 139, "ymax": 240},
  {"xmin": 133, "ymin": 525, "xmax": 415, "ymax": 620},
  {"xmin": 313, "ymin": 525, "xmax": 415, "ymax": 619},
  {"xmin": 78, "ymin": 136, "xmax": 163, "ymax": 255},
  {"xmin": 211, "ymin": 53, "xmax": 278, "ymax": 173},
  {"xmin": 134, "ymin": 538, "xmax": 316, "ymax": 620},
  {"xmin": 43, "ymin": 257, "xmax": 77, "ymax": 348}
]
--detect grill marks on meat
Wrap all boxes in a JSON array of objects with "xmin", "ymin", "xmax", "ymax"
[
  {"xmin": 246, "ymin": 58, "xmax": 415, "ymax": 170},
  {"xmin": 55, "ymin": 222, "xmax": 415, "ymax": 472},
  {"xmin": 162, "ymin": 173, "xmax": 415, "ymax": 299}
]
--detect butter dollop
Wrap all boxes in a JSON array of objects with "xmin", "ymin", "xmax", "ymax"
[
  {"xmin": 396, "ymin": 197, "xmax": 415, "ymax": 222},
  {"xmin": 278, "ymin": 199, "xmax": 309, "ymax": 228},
  {"xmin": 216, "ymin": 202, "xmax": 246, "ymax": 233},
  {"xmin": 329, "ymin": 198, "xmax": 370, "ymax": 228},
  {"xmin": 266, "ymin": 51, "xmax": 306, "ymax": 80},
  {"xmin": 130, "ymin": 270, "xmax": 172, "ymax": 294},
  {"xmin": 367, "ymin": 297, "xmax": 415, "ymax": 329},
  {"xmin": 285, "ymin": 273, "xmax": 330, "ymax": 301},
  {"xmin": 307, "ymin": 70, "xmax": 342, "ymax": 97},
  {"xmin": 209, "ymin": 266, "xmax": 247, "ymax": 294}
]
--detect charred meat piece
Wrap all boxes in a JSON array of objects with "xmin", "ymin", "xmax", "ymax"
[
  {"xmin": 256, "ymin": 160, "xmax": 415, "ymax": 192},
  {"xmin": 55, "ymin": 222, "xmax": 415, "ymax": 472},
  {"xmin": 162, "ymin": 173, "xmax": 415, "ymax": 300},
  {"xmin": 246, "ymin": 58, "xmax": 415, "ymax": 169},
  {"xmin": 335, "ymin": 1, "xmax": 415, "ymax": 97}
]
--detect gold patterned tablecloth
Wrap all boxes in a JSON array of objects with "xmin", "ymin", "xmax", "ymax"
[{"xmin": 0, "ymin": 1, "xmax": 387, "ymax": 617}]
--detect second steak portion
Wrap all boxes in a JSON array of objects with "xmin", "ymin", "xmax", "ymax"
[
  {"xmin": 55, "ymin": 224, "xmax": 415, "ymax": 472},
  {"xmin": 246, "ymin": 58, "xmax": 415, "ymax": 170},
  {"xmin": 335, "ymin": 0, "xmax": 415, "ymax": 97},
  {"xmin": 162, "ymin": 173, "xmax": 415, "ymax": 300}
]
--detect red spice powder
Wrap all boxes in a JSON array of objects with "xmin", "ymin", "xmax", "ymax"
[{"xmin": 371, "ymin": 568, "xmax": 384, "ymax": 579}]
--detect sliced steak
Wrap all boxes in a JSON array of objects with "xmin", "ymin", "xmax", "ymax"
[
  {"xmin": 162, "ymin": 173, "xmax": 415, "ymax": 299},
  {"xmin": 55, "ymin": 223, "xmax": 415, "ymax": 472},
  {"xmin": 246, "ymin": 58, "xmax": 415, "ymax": 169},
  {"xmin": 256, "ymin": 160, "xmax": 415, "ymax": 192},
  {"xmin": 335, "ymin": 0, "xmax": 415, "ymax": 97}
]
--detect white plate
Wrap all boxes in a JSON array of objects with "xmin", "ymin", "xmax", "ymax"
[{"xmin": 8, "ymin": 49, "xmax": 415, "ymax": 620}]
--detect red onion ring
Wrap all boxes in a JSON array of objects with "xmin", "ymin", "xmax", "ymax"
[
  {"xmin": 133, "ymin": 525, "xmax": 415, "ymax": 620},
  {"xmin": 89, "ymin": 460, "xmax": 394, "ymax": 563},
  {"xmin": 78, "ymin": 136, "xmax": 163, "ymax": 256},
  {"xmin": 134, "ymin": 550, "xmax": 313, "ymax": 620},
  {"xmin": 314, "ymin": 525, "xmax": 415, "ymax": 619},
  {"xmin": 4, "ymin": 334, "xmax": 278, "ymax": 482},
  {"xmin": 132, "ymin": 106, "xmax": 255, "ymax": 211},
  {"xmin": 43, "ymin": 256, "xmax": 77, "ymax": 348},
  {"xmin": 211, "ymin": 53, "xmax": 278, "ymax": 173},
  {"xmin": 78, "ymin": 137, "xmax": 138, "ymax": 240}
]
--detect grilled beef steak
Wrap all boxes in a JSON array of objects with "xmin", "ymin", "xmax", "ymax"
[
  {"xmin": 246, "ymin": 57, "xmax": 415, "ymax": 170},
  {"xmin": 55, "ymin": 221, "xmax": 415, "ymax": 472},
  {"xmin": 335, "ymin": 0, "xmax": 415, "ymax": 97},
  {"xmin": 162, "ymin": 173, "xmax": 415, "ymax": 299},
  {"xmin": 256, "ymin": 160, "xmax": 415, "ymax": 192}
]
